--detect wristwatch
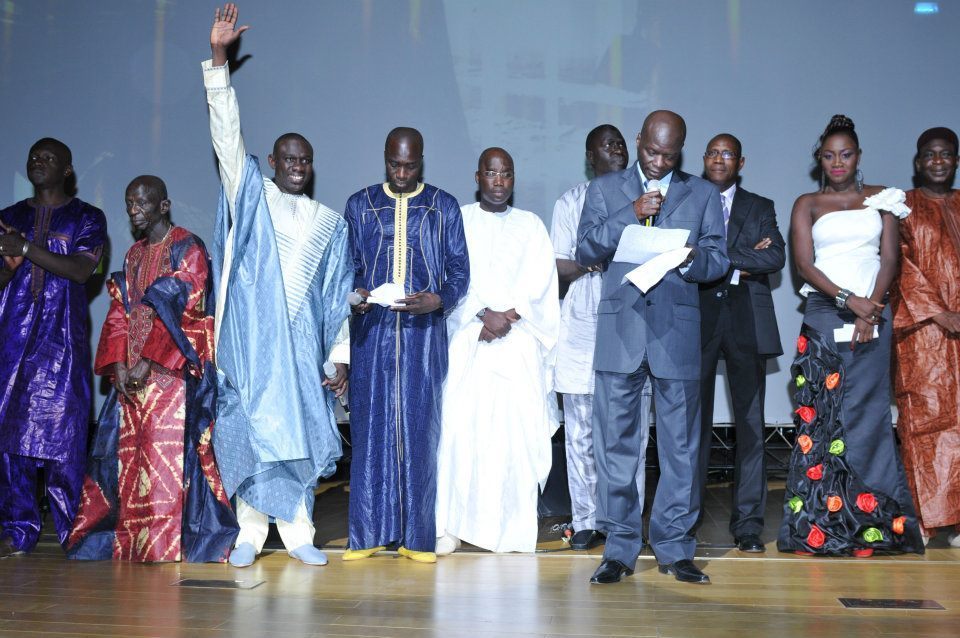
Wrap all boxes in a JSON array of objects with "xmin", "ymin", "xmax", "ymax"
[
  {"xmin": 476, "ymin": 308, "xmax": 487, "ymax": 319},
  {"xmin": 835, "ymin": 288, "xmax": 852, "ymax": 309}
]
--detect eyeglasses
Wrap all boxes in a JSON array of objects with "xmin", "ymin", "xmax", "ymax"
[
  {"xmin": 704, "ymin": 150, "xmax": 738, "ymax": 160},
  {"xmin": 482, "ymin": 170, "xmax": 514, "ymax": 179}
]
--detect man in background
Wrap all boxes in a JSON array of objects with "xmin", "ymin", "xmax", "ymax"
[
  {"xmin": 697, "ymin": 133, "xmax": 785, "ymax": 553},
  {"xmin": 0, "ymin": 137, "xmax": 107, "ymax": 557},
  {"xmin": 551, "ymin": 125, "xmax": 652, "ymax": 552},
  {"xmin": 344, "ymin": 128, "xmax": 469, "ymax": 563},
  {"xmin": 435, "ymin": 148, "xmax": 559, "ymax": 554}
]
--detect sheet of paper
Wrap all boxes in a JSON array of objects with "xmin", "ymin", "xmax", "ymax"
[
  {"xmin": 612, "ymin": 225, "xmax": 690, "ymax": 265},
  {"xmin": 833, "ymin": 323, "xmax": 879, "ymax": 343},
  {"xmin": 624, "ymin": 247, "xmax": 692, "ymax": 293},
  {"xmin": 367, "ymin": 282, "xmax": 407, "ymax": 307}
]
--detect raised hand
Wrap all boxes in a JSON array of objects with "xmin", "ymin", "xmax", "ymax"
[{"xmin": 210, "ymin": 3, "xmax": 250, "ymax": 66}]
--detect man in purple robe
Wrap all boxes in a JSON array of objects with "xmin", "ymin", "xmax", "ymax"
[{"xmin": 0, "ymin": 138, "xmax": 107, "ymax": 557}]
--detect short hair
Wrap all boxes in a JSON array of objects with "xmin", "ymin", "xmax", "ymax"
[
  {"xmin": 385, "ymin": 127, "xmax": 424, "ymax": 153},
  {"xmin": 640, "ymin": 110, "xmax": 686, "ymax": 144},
  {"xmin": 30, "ymin": 137, "xmax": 72, "ymax": 165},
  {"xmin": 272, "ymin": 132, "xmax": 312, "ymax": 157},
  {"xmin": 814, "ymin": 114, "xmax": 858, "ymax": 160},
  {"xmin": 128, "ymin": 174, "xmax": 168, "ymax": 201},
  {"xmin": 477, "ymin": 147, "xmax": 513, "ymax": 171},
  {"xmin": 708, "ymin": 133, "xmax": 742, "ymax": 158},
  {"xmin": 585, "ymin": 124, "xmax": 623, "ymax": 151}
]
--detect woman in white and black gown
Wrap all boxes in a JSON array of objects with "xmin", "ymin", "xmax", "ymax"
[{"xmin": 778, "ymin": 115, "xmax": 923, "ymax": 556}]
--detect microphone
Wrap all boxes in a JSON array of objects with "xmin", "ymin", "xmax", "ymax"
[
  {"xmin": 347, "ymin": 291, "xmax": 366, "ymax": 306},
  {"xmin": 644, "ymin": 179, "xmax": 662, "ymax": 226},
  {"xmin": 323, "ymin": 361, "xmax": 349, "ymax": 409}
]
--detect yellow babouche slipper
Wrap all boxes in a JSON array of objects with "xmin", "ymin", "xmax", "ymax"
[
  {"xmin": 398, "ymin": 546, "xmax": 437, "ymax": 564},
  {"xmin": 342, "ymin": 546, "xmax": 386, "ymax": 561}
]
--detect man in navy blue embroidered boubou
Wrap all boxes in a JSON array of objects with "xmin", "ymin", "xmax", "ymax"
[
  {"xmin": 202, "ymin": 4, "xmax": 352, "ymax": 568},
  {"xmin": 344, "ymin": 128, "xmax": 469, "ymax": 564},
  {"xmin": 577, "ymin": 110, "xmax": 729, "ymax": 585}
]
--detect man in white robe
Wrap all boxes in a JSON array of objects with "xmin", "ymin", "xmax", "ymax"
[
  {"xmin": 435, "ymin": 148, "xmax": 560, "ymax": 554},
  {"xmin": 204, "ymin": 4, "xmax": 351, "ymax": 568},
  {"xmin": 551, "ymin": 125, "xmax": 652, "ymax": 551}
]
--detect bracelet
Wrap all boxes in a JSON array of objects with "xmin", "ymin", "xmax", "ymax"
[
  {"xmin": 20, "ymin": 242, "xmax": 29, "ymax": 257},
  {"xmin": 835, "ymin": 288, "xmax": 852, "ymax": 309}
]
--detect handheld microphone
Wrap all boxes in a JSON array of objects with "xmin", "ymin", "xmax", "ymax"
[
  {"xmin": 323, "ymin": 361, "xmax": 349, "ymax": 409},
  {"xmin": 347, "ymin": 291, "xmax": 366, "ymax": 306},
  {"xmin": 644, "ymin": 179, "xmax": 662, "ymax": 226}
]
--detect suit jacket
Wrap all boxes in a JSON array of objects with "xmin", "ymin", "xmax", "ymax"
[
  {"xmin": 699, "ymin": 187, "xmax": 785, "ymax": 357},
  {"xmin": 576, "ymin": 164, "xmax": 729, "ymax": 380}
]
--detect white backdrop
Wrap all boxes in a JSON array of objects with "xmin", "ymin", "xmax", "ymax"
[{"xmin": 1, "ymin": 0, "xmax": 956, "ymax": 420}]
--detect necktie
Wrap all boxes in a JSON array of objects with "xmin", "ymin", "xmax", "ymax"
[{"xmin": 722, "ymin": 196, "xmax": 731, "ymax": 237}]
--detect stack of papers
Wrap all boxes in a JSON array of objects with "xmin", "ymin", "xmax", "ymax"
[{"xmin": 612, "ymin": 225, "xmax": 691, "ymax": 293}]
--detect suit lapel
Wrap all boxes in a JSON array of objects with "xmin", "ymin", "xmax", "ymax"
[
  {"xmin": 657, "ymin": 171, "xmax": 692, "ymax": 224},
  {"xmin": 726, "ymin": 188, "xmax": 750, "ymax": 248},
  {"xmin": 620, "ymin": 163, "xmax": 643, "ymax": 203}
]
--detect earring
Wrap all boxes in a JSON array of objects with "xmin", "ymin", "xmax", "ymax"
[
  {"xmin": 819, "ymin": 170, "xmax": 826, "ymax": 192},
  {"xmin": 855, "ymin": 169, "xmax": 864, "ymax": 193}
]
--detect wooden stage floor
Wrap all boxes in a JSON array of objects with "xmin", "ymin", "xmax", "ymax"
[{"xmin": 2, "ymin": 482, "xmax": 959, "ymax": 637}]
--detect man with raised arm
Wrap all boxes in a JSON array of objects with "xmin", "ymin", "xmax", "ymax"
[
  {"xmin": 344, "ymin": 128, "xmax": 469, "ymax": 564},
  {"xmin": 202, "ymin": 3, "xmax": 352, "ymax": 568},
  {"xmin": 0, "ymin": 138, "xmax": 107, "ymax": 558}
]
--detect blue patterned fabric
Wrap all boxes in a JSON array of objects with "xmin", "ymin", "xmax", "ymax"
[
  {"xmin": 344, "ymin": 184, "xmax": 469, "ymax": 552},
  {"xmin": 212, "ymin": 155, "xmax": 352, "ymax": 523}
]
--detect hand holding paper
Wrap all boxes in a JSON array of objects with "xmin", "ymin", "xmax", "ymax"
[
  {"xmin": 624, "ymin": 246, "xmax": 692, "ymax": 293},
  {"xmin": 367, "ymin": 282, "xmax": 407, "ymax": 307},
  {"xmin": 612, "ymin": 225, "xmax": 690, "ymax": 265}
]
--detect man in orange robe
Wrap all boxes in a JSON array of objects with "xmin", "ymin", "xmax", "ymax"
[{"xmin": 892, "ymin": 126, "xmax": 960, "ymax": 546}]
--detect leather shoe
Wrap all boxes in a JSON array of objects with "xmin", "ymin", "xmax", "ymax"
[
  {"xmin": 589, "ymin": 559, "xmax": 634, "ymax": 584},
  {"xmin": 658, "ymin": 559, "xmax": 710, "ymax": 584},
  {"xmin": 570, "ymin": 529, "xmax": 605, "ymax": 551},
  {"xmin": 735, "ymin": 534, "xmax": 765, "ymax": 553}
]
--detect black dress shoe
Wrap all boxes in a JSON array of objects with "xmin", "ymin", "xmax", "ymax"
[
  {"xmin": 735, "ymin": 534, "xmax": 765, "ymax": 553},
  {"xmin": 570, "ymin": 529, "xmax": 605, "ymax": 551},
  {"xmin": 657, "ymin": 559, "xmax": 710, "ymax": 584},
  {"xmin": 590, "ymin": 559, "xmax": 634, "ymax": 584}
]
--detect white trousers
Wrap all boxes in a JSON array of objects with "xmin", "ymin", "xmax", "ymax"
[
  {"xmin": 234, "ymin": 497, "xmax": 315, "ymax": 553},
  {"xmin": 564, "ymin": 384, "xmax": 651, "ymax": 532}
]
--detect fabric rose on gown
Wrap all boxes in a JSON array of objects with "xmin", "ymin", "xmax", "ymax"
[{"xmin": 863, "ymin": 187, "xmax": 911, "ymax": 219}]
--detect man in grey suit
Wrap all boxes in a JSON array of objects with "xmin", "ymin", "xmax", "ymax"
[
  {"xmin": 577, "ymin": 110, "xmax": 729, "ymax": 584},
  {"xmin": 697, "ymin": 133, "xmax": 785, "ymax": 554}
]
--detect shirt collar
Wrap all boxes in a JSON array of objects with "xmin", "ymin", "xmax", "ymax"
[
  {"xmin": 721, "ymin": 183, "xmax": 737, "ymax": 206},
  {"xmin": 636, "ymin": 165, "xmax": 673, "ymax": 191}
]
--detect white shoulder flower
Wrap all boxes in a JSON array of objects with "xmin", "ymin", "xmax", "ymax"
[{"xmin": 863, "ymin": 187, "xmax": 911, "ymax": 219}]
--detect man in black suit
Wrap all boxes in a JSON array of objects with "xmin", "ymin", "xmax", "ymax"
[{"xmin": 697, "ymin": 133, "xmax": 785, "ymax": 553}]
